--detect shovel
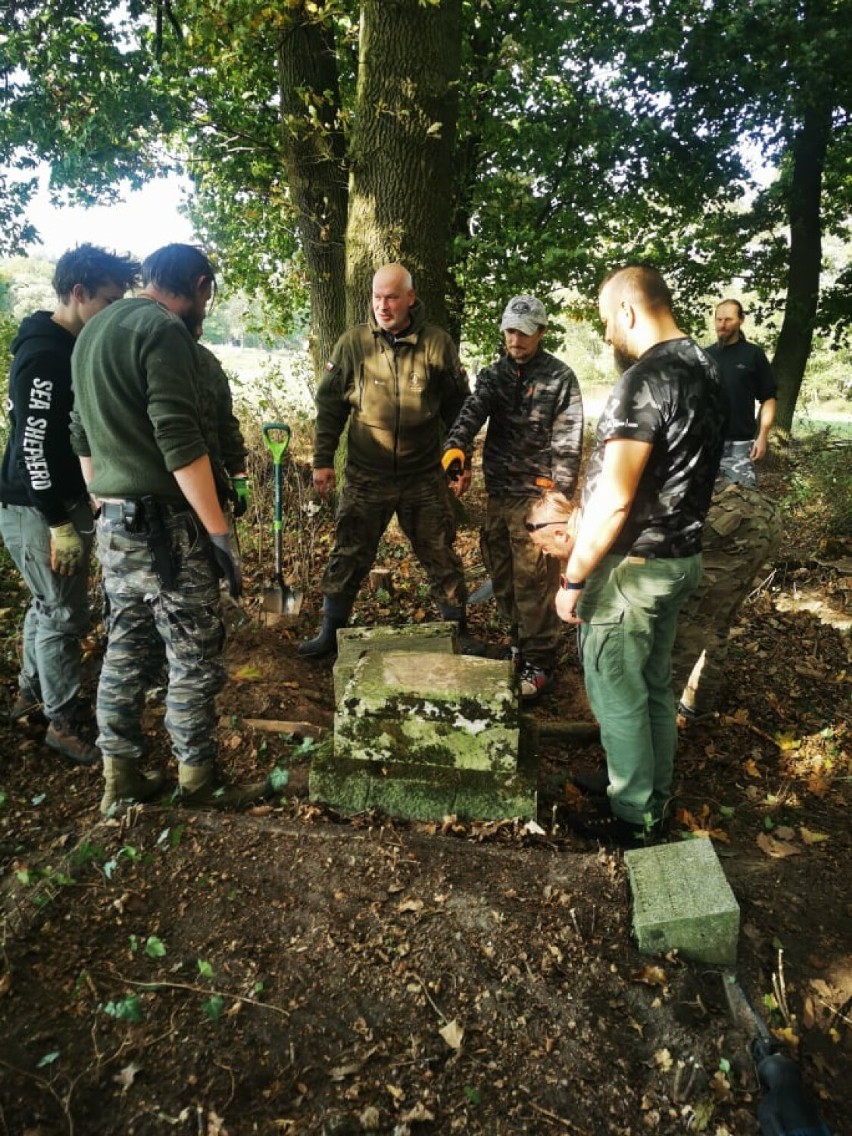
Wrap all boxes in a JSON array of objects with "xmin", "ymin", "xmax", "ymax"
[{"xmin": 261, "ymin": 422, "xmax": 303, "ymax": 619}]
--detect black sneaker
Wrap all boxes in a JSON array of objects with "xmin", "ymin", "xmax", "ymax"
[
  {"xmin": 564, "ymin": 807, "xmax": 664, "ymax": 849},
  {"xmin": 571, "ymin": 768, "xmax": 610, "ymax": 797}
]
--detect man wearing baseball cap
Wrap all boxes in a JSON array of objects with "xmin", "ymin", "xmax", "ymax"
[{"xmin": 442, "ymin": 294, "xmax": 583, "ymax": 698}]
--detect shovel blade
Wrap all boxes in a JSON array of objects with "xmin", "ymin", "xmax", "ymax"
[{"xmin": 262, "ymin": 582, "xmax": 304, "ymax": 620}]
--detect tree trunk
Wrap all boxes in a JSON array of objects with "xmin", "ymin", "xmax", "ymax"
[
  {"xmin": 772, "ymin": 102, "xmax": 832, "ymax": 434},
  {"xmin": 345, "ymin": 0, "xmax": 463, "ymax": 332},
  {"xmin": 277, "ymin": 3, "xmax": 349, "ymax": 380}
]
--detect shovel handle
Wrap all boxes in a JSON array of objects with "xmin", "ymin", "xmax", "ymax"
[{"xmin": 262, "ymin": 423, "xmax": 292, "ymax": 466}]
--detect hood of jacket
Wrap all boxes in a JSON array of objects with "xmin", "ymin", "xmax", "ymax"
[{"xmin": 10, "ymin": 310, "xmax": 74, "ymax": 362}]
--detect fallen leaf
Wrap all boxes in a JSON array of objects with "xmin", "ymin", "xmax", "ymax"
[
  {"xmin": 800, "ymin": 826, "xmax": 829, "ymax": 845},
  {"xmin": 654, "ymin": 1047, "xmax": 673, "ymax": 1071},
  {"xmin": 398, "ymin": 897, "xmax": 424, "ymax": 914},
  {"xmin": 775, "ymin": 825, "xmax": 796, "ymax": 841},
  {"xmin": 401, "ymin": 1103, "xmax": 435, "ymax": 1122},
  {"xmin": 757, "ymin": 833, "xmax": 802, "ymax": 859},
  {"xmin": 113, "ymin": 1061, "xmax": 142, "ymax": 1092},
  {"xmin": 774, "ymin": 730, "xmax": 802, "ymax": 751},
  {"xmin": 0, "ymin": 972, "xmax": 11, "ymax": 997},
  {"xmin": 439, "ymin": 1019, "xmax": 464, "ymax": 1050},
  {"xmin": 233, "ymin": 665, "xmax": 263, "ymax": 681},
  {"xmin": 743, "ymin": 758, "xmax": 761, "ymax": 778},
  {"xmin": 632, "ymin": 965, "xmax": 668, "ymax": 988}
]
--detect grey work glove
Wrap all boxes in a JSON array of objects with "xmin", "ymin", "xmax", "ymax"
[
  {"xmin": 49, "ymin": 521, "xmax": 85, "ymax": 576},
  {"xmin": 209, "ymin": 531, "xmax": 243, "ymax": 599}
]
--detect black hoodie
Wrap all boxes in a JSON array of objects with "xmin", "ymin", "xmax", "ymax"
[{"xmin": 0, "ymin": 311, "xmax": 86, "ymax": 524}]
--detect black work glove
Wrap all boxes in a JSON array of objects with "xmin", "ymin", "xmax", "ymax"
[{"xmin": 209, "ymin": 532, "xmax": 243, "ymax": 599}]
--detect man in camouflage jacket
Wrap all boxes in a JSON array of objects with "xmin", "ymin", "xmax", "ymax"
[
  {"xmin": 442, "ymin": 295, "xmax": 583, "ymax": 698},
  {"xmin": 300, "ymin": 263, "xmax": 481, "ymax": 658}
]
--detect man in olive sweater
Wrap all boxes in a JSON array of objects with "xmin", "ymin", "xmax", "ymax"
[{"xmin": 71, "ymin": 244, "xmax": 268, "ymax": 814}]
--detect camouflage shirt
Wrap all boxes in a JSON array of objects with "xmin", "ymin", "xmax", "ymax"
[
  {"xmin": 443, "ymin": 349, "xmax": 583, "ymax": 499},
  {"xmin": 583, "ymin": 338, "xmax": 726, "ymax": 558}
]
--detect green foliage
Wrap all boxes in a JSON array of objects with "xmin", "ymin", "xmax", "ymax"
[
  {"xmin": 102, "ymin": 994, "xmax": 144, "ymax": 1024},
  {"xmin": 780, "ymin": 437, "xmax": 852, "ymax": 550}
]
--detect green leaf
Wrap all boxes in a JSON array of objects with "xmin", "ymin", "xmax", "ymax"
[
  {"xmin": 202, "ymin": 995, "xmax": 225, "ymax": 1021},
  {"xmin": 268, "ymin": 766, "xmax": 290, "ymax": 791},
  {"xmin": 145, "ymin": 936, "xmax": 167, "ymax": 958},
  {"xmin": 103, "ymin": 995, "xmax": 144, "ymax": 1023},
  {"xmin": 37, "ymin": 1050, "xmax": 60, "ymax": 1068},
  {"xmin": 197, "ymin": 959, "xmax": 214, "ymax": 979}
]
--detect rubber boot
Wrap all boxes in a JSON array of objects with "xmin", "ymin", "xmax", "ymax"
[
  {"xmin": 177, "ymin": 763, "xmax": 273, "ymax": 810},
  {"xmin": 439, "ymin": 604, "xmax": 487, "ymax": 657},
  {"xmin": 100, "ymin": 757, "xmax": 167, "ymax": 815},
  {"xmin": 298, "ymin": 595, "xmax": 354, "ymax": 659}
]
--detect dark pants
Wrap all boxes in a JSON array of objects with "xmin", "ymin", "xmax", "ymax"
[{"xmin": 322, "ymin": 466, "xmax": 467, "ymax": 610}]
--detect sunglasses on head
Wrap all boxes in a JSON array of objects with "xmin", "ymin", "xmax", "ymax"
[{"xmin": 524, "ymin": 520, "xmax": 562, "ymax": 533}]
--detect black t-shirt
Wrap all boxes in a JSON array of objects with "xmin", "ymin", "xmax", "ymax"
[
  {"xmin": 582, "ymin": 337, "xmax": 727, "ymax": 558},
  {"xmin": 705, "ymin": 336, "xmax": 776, "ymax": 441}
]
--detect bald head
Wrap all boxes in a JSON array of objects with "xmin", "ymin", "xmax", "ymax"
[
  {"xmin": 598, "ymin": 263, "xmax": 682, "ymax": 370},
  {"xmin": 372, "ymin": 263, "xmax": 415, "ymax": 334}
]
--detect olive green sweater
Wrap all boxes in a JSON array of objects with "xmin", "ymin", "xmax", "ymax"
[{"xmin": 70, "ymin": 298, "xmax": 208, "ymax": 505}]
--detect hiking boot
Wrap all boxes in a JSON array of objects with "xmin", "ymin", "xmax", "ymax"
[
  {"xmin": 571, "ymin": 768, "xmax": 610, "ymax": 797},
  {"xmin": 177, "ymin": 763, "xmax": 274, "ymax": 810},
  {"xmin": 8, "ymin": 689, "xmax": 47, "ymax": 724},
  {"xmin": 519, "ymin": 663, "xmax": 554, "ymax": 700},
  {"xmin": 100, "ymin": 757, "xmax": 167, "ymax": 815},
  {"xmin": 45, "ymin": 720, "xmax": 100, "ymax": 767}
]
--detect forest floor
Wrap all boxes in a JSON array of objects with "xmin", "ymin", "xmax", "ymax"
[{"xmin": 0, "ymin": 443, "xmax": 850, "ymax": 1136}]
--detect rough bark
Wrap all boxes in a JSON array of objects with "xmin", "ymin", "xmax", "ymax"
[
  {"xmin": 346, "ymin": 0, "xmax": 462, "ymax": 333},
  {"xmin": 772, "ymin": 103, "xmax": 832, "ymax": 435},
  {"xmin": 277, "ymin": 3, "xmax": 349, "ymax": 379}
]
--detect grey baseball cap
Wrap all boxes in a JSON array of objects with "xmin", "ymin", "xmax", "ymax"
[{"xmin": 500, "ymin": 295, "xmax": 547, "ymax": 335}]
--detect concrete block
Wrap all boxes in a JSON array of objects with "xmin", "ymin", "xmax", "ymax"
[
  {"xmin": 336, "ymin": 651, "xmax": 518, "ymax": 772},
  {"xmin": 624, "ymin": 838, "xmax": 740, "ymax": 965},
  {"xmin": 333, "ymin": 622, "xmax": 457, "ymax": 704},
  {"xmin": 309, "ymin": 728, "xmax": 538, "ymax": 822},
  {"xmin": 311, "ymin": 650, "xmax": 537, "ymax": 822}
]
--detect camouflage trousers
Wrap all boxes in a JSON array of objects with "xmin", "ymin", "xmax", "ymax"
[
  {"xmin": 481, "ymin": 495, "xmax": 561, "ymax": 669},
  {"xmin": 718, "ymin": 440, "xmax": 758, "ymax": 488},
  {"xmin": 322, "ymin": 465, "xmax": 467, "ymax": 609},
  {"xmin": 95, "ymin": 509, "xmax": 226, "ymax": 766},
  {"xmin": 672, "ymin": 482, "xmax": 780, "ymax": 717}
]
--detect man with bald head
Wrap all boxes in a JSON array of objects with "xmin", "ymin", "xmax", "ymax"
[
  {"xmin": 556, "ymin": 264, "xmax": 726, "ymax": 846},
  {"xmin": 300, "ymin": 263, "xmax": 482, "ymax": 657}
]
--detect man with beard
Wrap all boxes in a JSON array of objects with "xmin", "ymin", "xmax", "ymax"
[
  {"xmin": 556, "ymin": 264, "xmax": 726, "ymax": 846},
  {"xmin": 70, "ymin": 244, "xmax": 269, "ymax": 814},
  {"xmin": 706, "ymin": 299, "xmax": 776, "ymax": 487},
  {"xmin": 442, "ymin": 295, "xmax": 583, "ymax": 698}
]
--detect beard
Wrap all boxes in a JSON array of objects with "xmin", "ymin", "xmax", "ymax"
[{"xmin": 613, "ymin": 346, "xmax": 634, "ymax": 374}]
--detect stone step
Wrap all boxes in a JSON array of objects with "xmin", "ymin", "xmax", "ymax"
[{"xmin": 624, "ymin": 838, "xmax": 740, "ymax": 965}]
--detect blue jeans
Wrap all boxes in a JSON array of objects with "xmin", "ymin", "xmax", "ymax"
[
  {"xmin": 0, "ymin": 499, "xmax": 95, "ymax": 721},
  {"xmin": 577, "ymin": 553, "xmax": 703, "ymax": 825}
]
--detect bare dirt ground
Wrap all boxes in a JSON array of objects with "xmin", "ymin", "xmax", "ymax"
[{"xmin": 0, "ymin": 452, "xmax": 850, "ymax": 1136}]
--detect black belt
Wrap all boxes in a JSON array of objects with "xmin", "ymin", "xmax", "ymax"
[{"xmin": 99, "ymin": 500, "xmax": 189, "ymax": 523}]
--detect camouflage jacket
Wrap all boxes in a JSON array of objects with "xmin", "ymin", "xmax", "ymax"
[
  {"xmin": 313, "ymin": 300, "xmax": 470, "ymax": 477},
  {"xmin": 443, "ymin": 349, "xmax": 583, "ymax": 499}
]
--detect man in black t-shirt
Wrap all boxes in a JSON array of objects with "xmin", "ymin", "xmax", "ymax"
[
  {"xmin": 706, "ymin": 299, "xmax": 776, "ymax": 488},
  {"xmin": 557, "ymin": 264, "xmax": 726, "ymax": 846}
]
